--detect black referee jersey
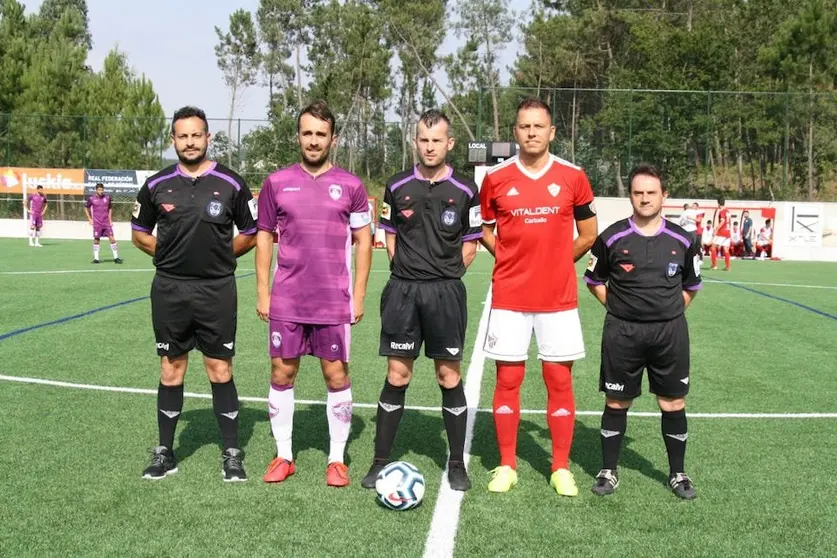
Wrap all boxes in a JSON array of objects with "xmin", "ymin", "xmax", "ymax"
[
  {"xmin": 131, "ymin": 162, "xmax": 257, "ymax": 280},
  {"xmin": 584, "ymin": 218, "xmax": 702, "ymax": 321},
  {"xmin": 379, "ymin": 166, "xmax": 482, "ymax": 281}
]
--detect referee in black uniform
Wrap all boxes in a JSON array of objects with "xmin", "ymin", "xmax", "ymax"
[
  {"xmin": 360, "ymin": 110, "xmax": 482, "ymax": 492},
  {"xmin": 583, "ymin": 164, "xmax": 702, "ymax": 500},
  {"xmin": 131, "ymin": 106, "xmax": 258, "ymax": 482}
]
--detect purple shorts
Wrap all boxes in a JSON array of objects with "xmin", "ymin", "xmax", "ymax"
[
  {"xmin": 93, "ymin": 225, "xmax": 114, "ymax": 240},
  {"xmin": 30, "ymin": 216, "xmax": 43, "ymax": 229},
  {"xmin": 269, "ymin": 319, "xmax": 351, "ymax": 362}
]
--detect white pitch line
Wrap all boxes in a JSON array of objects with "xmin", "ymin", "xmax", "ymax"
[
  {"xmin": 2, "ymin": 374, "xmax": 836, "ymax": 419},
  {"xmin": 422, "ymin": 288, "xmax": 493, "ymax": 558}
]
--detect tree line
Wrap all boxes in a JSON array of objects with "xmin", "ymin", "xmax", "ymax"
[{"xmin": 2, "ymin": 0, "xmax": 837, "ymax": 201}]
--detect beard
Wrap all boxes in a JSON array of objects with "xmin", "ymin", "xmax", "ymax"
[
  {"xmin": 417, "ymin": 151, "xmax": 447, "ymax": 172},
  {"xmin": 301, "ymin": 146, "xmax": 330, "ymax": 168},
  {"xmin": 176, "ymin": 145, "xmax": 207, "ymax": 165}
]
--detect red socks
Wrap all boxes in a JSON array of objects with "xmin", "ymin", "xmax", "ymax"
[
  {"xmin": 493, "ymin": 362, "xmax": 525, "ymax": 469},
  {"xmin": 710, "ymin": 246, "xmax": 731, "ymax": 269},
  {"xmin": 543, "ymin": 362, "xmax": 576, "ymax": 471},
  {"xmin": 493, "ymin": 361, "xmax": 576, "ymax": 471}
]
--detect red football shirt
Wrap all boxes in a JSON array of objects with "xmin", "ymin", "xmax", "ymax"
[
  {"xmin": 715, "ymin": 207, "xmax": 730, "ymax": 237},
  {"xmin": 481, "ymin": 155, "xmax": 595, "ymax": 312}
]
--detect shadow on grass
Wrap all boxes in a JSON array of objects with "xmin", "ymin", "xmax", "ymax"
[
  {"xmin": 174, "ymin": 403, "xmax": 368, "ymax": 467},
  {"xmin": 468, "ymin": 413, "xmax": 668, "ymax": 487}
]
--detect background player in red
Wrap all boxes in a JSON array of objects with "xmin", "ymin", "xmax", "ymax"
[
  {"xmin": 84, "ymin": 183, "xmax": 123, "ymax": 264},
  {"xmin": 26, "ymin": 185, "xmax": 47, "ymax": 247},
  {"xmin": 711, "ymin": 197, "xmax": 731, "ymax": 270},
  {"xmin": 480, "ymin": 97, "xmax": 598, "ymax": 496}
]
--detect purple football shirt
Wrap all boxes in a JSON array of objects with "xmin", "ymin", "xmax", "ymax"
[
  {"xmin": 28, "ymin": 194, "xmax": 47, "ymax": 216},
  {"xmin": 85, "ymin": 195, "xmax": 112, "ymax": 227},
  {"xmin": 258, "ymin": 164, "xmax": 371, "ymax": 325}
]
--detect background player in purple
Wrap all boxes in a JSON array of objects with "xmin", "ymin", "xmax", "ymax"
[
  {"xmin": 26, "ymin": 185, "xmax": 47, "ymax": 247},
  {"xmin": 84, "ymin": 183, "xmax": 123, "ymax": 264},
  {"xmin": 255, "ymin": 100, "xmax": 373, "ymax": 488}
]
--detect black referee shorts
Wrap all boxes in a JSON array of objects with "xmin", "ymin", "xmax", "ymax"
[
  {"xmin": 150, "ymin": 274, "xmax": 237, "ymax": 359},
  {"xmin": 379, "ymin": 277, "xmax": 467, "ymax": 361},
  {"xmin": 600, "ymin": 313, "xmax": 690, "ymax": 400}
]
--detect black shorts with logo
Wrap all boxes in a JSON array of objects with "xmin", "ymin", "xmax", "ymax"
[
  {"xmin": 379, "ymin": 277, "xmax": 467, "ymax": 360},
  {"xmin": 600, "ymin": 313, "xmax": 690, "ymax": 400},
  {"xmin": 150, "ymin": 274, "xmax": 237, "ymax": 359}
]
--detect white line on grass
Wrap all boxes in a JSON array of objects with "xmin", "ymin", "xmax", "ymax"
[
  {"xmin": 1, "ymin": 374, "xmax": 836, "ymax": 419},
  {"xmin": 422, "ymin": 288, "xmax": 493, "ymax": 558}
]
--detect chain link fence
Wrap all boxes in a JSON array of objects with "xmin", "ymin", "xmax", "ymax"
[{"xmin": 2, "ymin": 87, "xmax": 835, "ymax": 222}]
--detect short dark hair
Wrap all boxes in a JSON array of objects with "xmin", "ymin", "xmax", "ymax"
[
  {"xmin": 766, "ymin": 218, "xmax": 772, "ymax": 226},
  {"xmin": 36, "ymin": 185, "xmax": 43, "ymax": 190},
  {"xmin": 417, "ymin": 109, "xmax": 451, "ymax": 133},
  {"xmin": 628, "ymin": 163, "xmax": 666, "ymax": 192},
  {"xmin": 733, "ymin": 221, "xmax": 739, "ymax": 226},
  {"xmin": 95, "ymin": 182, "xmax": 104, "ymax": 189},
  {"xmin": 298, "ymin": 100, "xmax": 337, "ymax": 135},
  {"xmin": 683, "ymin": 203, "xmax": 689, "ymax": 210},
  {"xmin": 515, "ymin": 96, "xmax": 553, "ymax": 122},
  {"xmin": 171, "ymin": 106, "xmax": 209, "ymax": 135},
  {"xmin": 717, "ymin": 196, "xmax": 726, "ymax": 206}
]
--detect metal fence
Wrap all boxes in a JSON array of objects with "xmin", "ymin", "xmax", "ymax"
[{"xmin": 2, "ymin": 87, "xmax": 836, "ymax": 219}]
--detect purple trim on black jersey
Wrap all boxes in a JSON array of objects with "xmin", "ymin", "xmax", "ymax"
[
  {"xmin": 147, "ymin": 169, "xmax": 179, "ymax": 190},
  {"xmin": 131, "ymin": 223, "xmax": 152, "ymax": 233},
  {"xmin": 462, "ymin": 232, "xmax": 483, "ymax": 241},
  {"xmin": 661, "ymin": 226, "xmax": 690, "ymax": 248},
  {"xmin": 240, "ymin": 227, "xmax": 258, "ymax": 235},
  {"xmin": 390, "ymin": 174, "xmax": 413, "ymax": 192},
  {"xmin": 380, "ymin": 223, "xmax": 397, "ymax": 234},
  {"xmin": 208, "ymin": 168, "xmax": 242, "ymax": 191},
  {"xmin": 412, "ymin": 164, "xmax": 453, "ymax": 182},
  {"xmin": 448, "ymin": 177, "xmax": 476, "ymax": 198},
  {"xmin": 606, "ymin": 227, "xmax": 635, "ymax": 248},
  {"xmin": 584, "ymin": 276, "xmax": 605, "ymax": 286},
  {"xmin": 685, "ymin": 283, "xmax": 703, "ymax": 291}
]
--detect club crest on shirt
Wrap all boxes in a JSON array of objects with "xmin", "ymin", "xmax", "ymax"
[
  {"xmin": 271, "ymin": 331, "xmax": 282, "ymax": 349},
  {"xmin": 667, "ymin": 262, "xmax": 679, "ymax": 277},
  {"xmin": 441, "ymin": 208, "xmax": 457, "ymax": 226},
  {"xmin": 547, "ymin": 183, "xmax": 561, "ymax": 197},
  {"xmin": 328, "ymin": 184, "xmax": 342, "ymax": 200},
  {"xmin": 206, "ymin": 200, "xmax": 223, "ymax": 217}
]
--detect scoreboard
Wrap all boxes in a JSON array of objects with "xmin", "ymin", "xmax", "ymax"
[{"xmin": 466, "ymin": 141, "xmax": 518, "ymax": 166}]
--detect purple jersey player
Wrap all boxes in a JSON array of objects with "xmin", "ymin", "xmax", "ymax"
[
  {"xmin": 255, "ymin": 101, "xmax": 373, "ymax": 488},
  {"xmin": 84, "ymin": 183, "xmax": 123, "ymax": 264},
  {"xmin": 27, "ymin": 185, "xmax": 48, "ymax": 247}
]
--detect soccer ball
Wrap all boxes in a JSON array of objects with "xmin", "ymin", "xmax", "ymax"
[{"xmin": 375, "ymin": 461, "xmax": 426, "ymax": 511}]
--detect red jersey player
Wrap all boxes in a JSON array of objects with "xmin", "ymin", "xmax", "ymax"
[
  {"xmin": 480, "ymin": 97, "xmax": 598, "ymax": 496},
  {"xmin": 711, "ymin": 197, "xmax": 731, "ymax": 271}
]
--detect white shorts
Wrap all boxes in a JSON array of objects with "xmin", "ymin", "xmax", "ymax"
[
  {"xmin": 713, "ymin": 236, "xmax": 730, "ymax": 248},
  {"xmin": 483, "ymin": 308, "xmax": 586, "ymax": 362}
]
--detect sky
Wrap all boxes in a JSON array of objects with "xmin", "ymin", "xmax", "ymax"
[{"xmin": 23, "ymin": 0, "xmax": 523, "ymax": 130}]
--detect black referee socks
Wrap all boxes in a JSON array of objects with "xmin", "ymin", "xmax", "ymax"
[
  {"xmin": 374, "ymin": 380, "xmax": 408, "ymax": 460},
  {"xmin": 157, "ymin": 383, "xmax": 184, "ymax": 450},
  {"xmin": 661, "ymin": 409, "xmax": 688, "ymax": 475},
  {"xmin": 601, "ymin": 406, "xmax": 628, "ymax": 470},
  {"xmin": 441, "ymin": 381, "xmax": 468, "ymax": 463},
  {"xmin": 211, "ymin": 379, "xmax": 240, "ymax": 450}
]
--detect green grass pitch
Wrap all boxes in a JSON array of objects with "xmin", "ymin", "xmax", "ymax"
[{"xmin": 1, "ymin": 238, "xmax": 836, "ymax": 557}]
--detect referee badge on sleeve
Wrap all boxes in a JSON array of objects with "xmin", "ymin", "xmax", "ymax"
[
  {"xmin": 381, "ymin": 202, "xmax": 391, "ymax": 221},
  {"xmin": 132, "ymin": 201, "xmax": 141, "ymax": 219},
  {"xmin": 667, "ymin": 262, "xmax": 679, "ymax": 277},
  {"xmin": 469, "ymin": 206, "xmax": 482, "ymax": 227},
  {"xmin": 693, "ymin": 255, "xmax": 701, "ymax": 277},
  {"xmin": 587, "ymin": 254, "xmax": 598, "ymax": 272}
]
